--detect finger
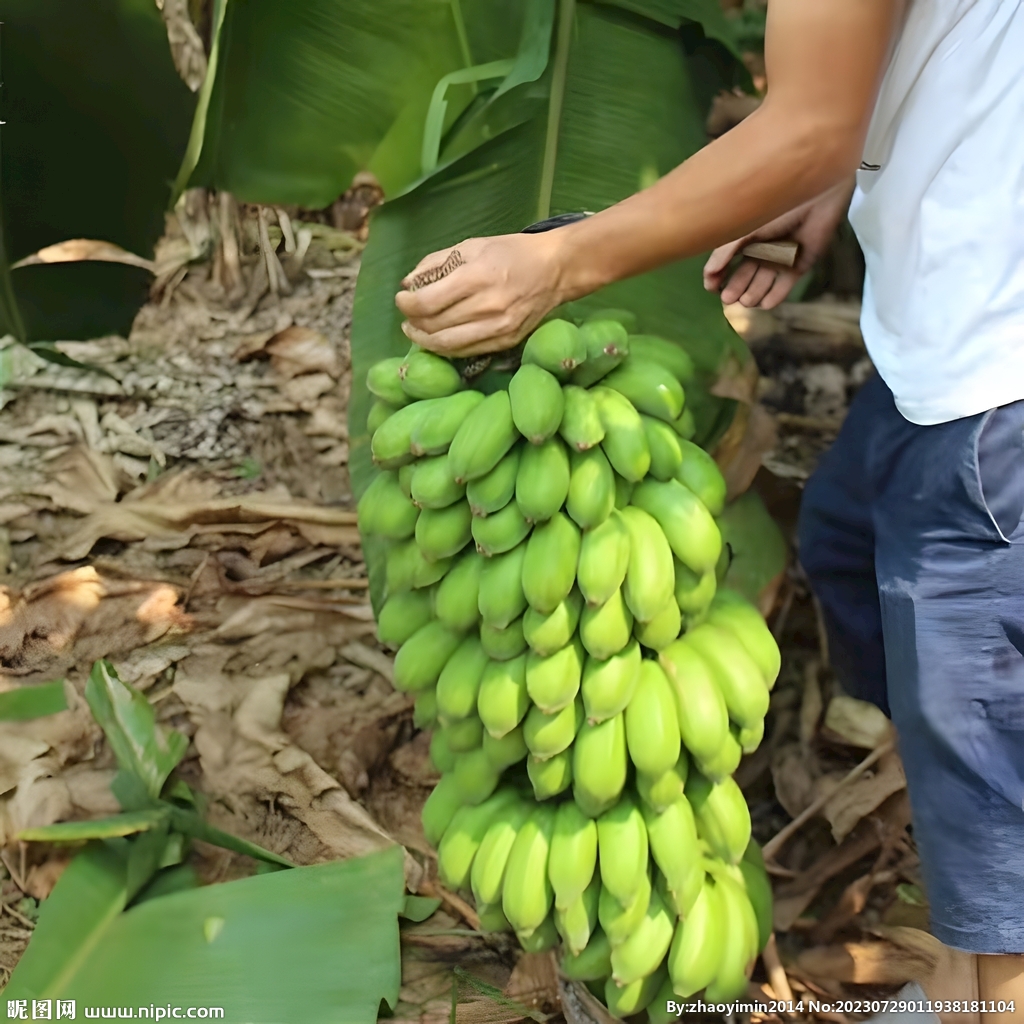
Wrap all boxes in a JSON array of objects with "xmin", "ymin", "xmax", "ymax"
[
  {"xmin": 403, "ymin": 290, "xmax": 512, "ymax": 336},
  {"xmin": 703, "ymin": 239, "xmax": 750, "ymax": 283},
  {"xmin": 719, "ymin": 260, "xmax": 760, "ymax": 305},
  {"xmin": 395, "ymin": 263, "xmax": 484, "ymax": 319},
  {"xmin": 401, "ymin": 316, "xmax": 523, "ymax": 356},
  {"xmin": 758, "ymin": 270, "xmax": 802, "ymax": 310},
  {"xmin": 739, "ymin": 265, "xmax": 780, "ymax": 308}
]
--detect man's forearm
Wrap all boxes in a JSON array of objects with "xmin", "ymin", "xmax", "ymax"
[{"xmin": 548, "ymin": 0, "xmax": 901, "ymax": 301}]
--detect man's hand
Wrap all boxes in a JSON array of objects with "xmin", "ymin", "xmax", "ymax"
[
  {"xmin": 703, "ymin": 177, "xmax": 855, "ymax": 309},
  {"xmin": 396, "ymin": 232, "xmax": 569, "ymax": 357}
]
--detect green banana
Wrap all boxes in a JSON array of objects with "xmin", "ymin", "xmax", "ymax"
[
  {"xmin": 436, "ymin": 635, "xmax": 489, "ymax": 720},
  {"xmin": 674, "ymin": 561, "xmax": 717, "ymax": 615},
  {"xmin": 478, "ymin": 541, "xmax": 528, "ymax": 628},
  {"xmin": 685, "ymin": 772, "xmax": 751, "ymax": 865},
  {"xmin": 453, "ymin": 748, "xmax": 501, "ymax": 805},
  {"xmin": 593, "ymin": 386, "xmax": 651, "ymax": 481},
  {"xmin": 602, "ymin": 359, "xmax": 684, "ymax": 422},
  {"xmin": 704, "ymin": 874, "xmax": 758, "ymax": 1002},
  {"xmin": 480, "ymin": 616, "xmax": 527, "ymax": 661},
  {"xmin": 525, "ymin": 637, "xmax": 584, "ymax": 712},
  {"xmin": 501, "ymin": 804, "xmax": 556, "ymax": 934},
  {"xmin": 630, "ymin": 479, "xmax": 722, "ymax": 575},
  {"xmin": 740, "ymin": 840, "xmax": 773, "ymax": 952},
  {"xmin": 385, "ymin": 539, "xmax": 451, "ymax": 593},
  {"xmin": 527, "ymin": 749, "xmax": 573, "ymax": 800},
  {"xmin": 517, "ymin": 913, "xmax": 560, "ymax": 953},
  {"xmin": 466, "ymin": 444, "xmax": 522, "ymax": 516},
  {"xmin": 371, "ymin": 399, "xmax": 437, "ymax": 469},
  {"xmin": 659, "ymin": 641, "xmax": 730, "ymax": 764},
  {"xmin": 610, "ymin": 886, "xmax": 675, "ymax": 987},
  {"xmin": 549, "ymin": 800, "xmax": 598, "ymax": 910},
  {"xmin": 477, "ymin": 902, "xmax": 512, "ymax": 933},
  {"xmin": 641, "ymin": 415, "xmax": 684, "ymax": 481},
  {"xmin": 482, "ymin": 725, "xmax": 529, "ymax": 770},
  {"xmin": 410, "ymin": 455, "xmax": 466, "ymax": 509},
  {"xmin": 559, "ymin": 385, "xmax": 606, "ymax": 451},
  {"xmin": 366, "ymin": 400, "xmax": 395, "ymax": 435},
  {"xmin": 655, "ymin": 860, "xmax": 704, "ymax": 921},
  {"xmin": 573, "ymin": 713, "xmax": 627, "ymax": 816},
  {"xmin": 579, "ymin": 587, "xmax": 633, "ymax": 659},
  {"xmin": 398, "ymin": 463, "xmax": 416, "ymax": 498},
  {"xmin": 522, "ymin": 319, "xmax": 587, "ymax": 379},
  {"xmin": 399, "ymin": 347, "xmax": 463, "ymax": 399},
  {"xmin": 683, "ymin": 624, "xmax": 769, "ymax": 729},
  {"xmin": 445, "ymin": 716, "xmax": 484, "ymax": 752},
  {"xmin": 625, "ymin": 661, "xmax": 681, "ymax": 776},
  {"xmin": 585, "ymin": 308, "xmax": 636, "ymax": 330},
  {"xmin": 642, "ymin": 798, "xmax": 701, "ymax": 913},
  {"xmin": 648, "ymin": 973, "xmax": 679, "ymax": 1024},
  {"xmin": 636, "ymin": 755, "xmax": 688, "ymax": 813},
  {"xmin": 597, "ymin": 796, "xmax": 649, "ymax": 904},
  {"xmin": 357, "ymin": 471, "xmax": 419, "ymax": 539},
  {"xmin": 409, "ymin": 390, "xmax": 486, "ymax": 456},
  {"xmin": 435, "ymin": 549, "xmax": 484, "ymax": 630},
  {"xmin": 707, "ymin": 590, "xmax": 781, "ymax": 687},
  {"xmin": 570, "ymin": 319, "xmax": 630, "ymax": 388},
  {"xmin": 605, "ymin": 966, "xmax": 667, "ymax": 1020},
  {"xmin": 634, "ymin": 598, "xmax": 681, "ymax": 652},
  {"xmin": 437, "ymin": 788, "xmax": 518, "ymax": 889},
  {"xmin": 430, "ymin": 729, "xmax": 456, "ymax": 774},
  {"xmin": 672, "ymin": 408, "xmax": 696, "ymax": 440},
  {"xmin": 626, "ymin": 335, "xmax": 695, "ymax": 384},
  {"xmin": 524, "ymin": 697, "xmax": 583, "ymax": 761},
  {"xmin": 523, "ymin": 588, "xmax": 583, "ymax": 656},
  {"xmin": 566, "ymin": 446, "xmax": 616, "ymax": 529},
  {"xmin": 471, "ymin": 800, "xmax": 532, "ymax": 906},
  {"xmin": 421, "ymin": 772, "xmax": 464, "ymax": 847},
  {"xmin": 675, "ymin": 438, "xmax": 726, "ymax": 517},
  {"xmin": 561, "ymin": 928, "xmax": 613, "ymax": 981},
  {"xmin": 477, "ymin": 653, "xmax": 529, "ymax": 737},
  {"xmin": 582, "ymin": 639, "xmax": 642, "ymax": 723},
  {"xmin": 377, "ymin": 589, "xmax": 433, "ymax": 647},
  {"xmin": 614, "ymin": 473, "xmax": 634, "ymax": 510},
  {"xmin": 448, "ymin": 390, "xmax": 520, "ymax": 483},
  {"xmin": 522, "ymin": 511, "xmax": 580, "ymax": 613},
  {"xmin": 516, "ymin": 436, "xmax": 571, "ymax": 522},
  {"xmin": 737, "ymin": 718, "xmax": 765, "ymax": 755},
  {"xmin": 367, "ymin": 357, "xmax": 410, "ymax": 406},
  {"xmin": 667, "ymin": 877, "xmax": 724, "ymax": 998},
  {"xmin": 415, "ymin": 501, "xmax": 473, "ymax": 560},
  {"xmin": 509, "ymin": 363, "xmax": 565, "ymax": 444},
  {"xmin": 619, "ymin": 506, "xmax": 675, "ymax": 623},
  {"xmin": 471, "ymin": 499, "xmax": 531, "ymax": 556},
  {"xmin": 577, "ymin": 510, "xmax": 631, "ymax": 606},
  {"xmin": 393, "ymin": 621, "xmax": 463, "ymax": 692},
  {"xmin": 555, "ymin": 873, "xmax": 600, "ymax": 955},
  {"xmin": 696, "ymin": 728, "xmax": 742, "ymax": 782},
  {"xmin": 598, "ymin": 871, "xmax": 651, "ymax": 946},
  {"xmin": 413, "ymin": 688, "xmax": 437, "ymax": 729}
]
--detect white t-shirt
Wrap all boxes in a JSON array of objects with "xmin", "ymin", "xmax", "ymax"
[{"xmin": 848, "ymin": 0, "xmax": 1024, "ymax": 425}]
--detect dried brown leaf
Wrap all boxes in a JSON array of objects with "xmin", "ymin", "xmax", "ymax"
[
  {"xmin": 822, "ymin": 749, "xmax": 906, "ymax": 843},
  {"xmin": 266, "ymin": 326, "xmax": 341, "ymax": 380},
  {"xmin": 823, "ymin": 695, "xmax": 893, "ymax": 750}
]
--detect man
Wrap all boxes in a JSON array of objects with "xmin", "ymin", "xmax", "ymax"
[{"xmin": 395, "ymin": 1, "xmax": 1024, "ymax": 1020}]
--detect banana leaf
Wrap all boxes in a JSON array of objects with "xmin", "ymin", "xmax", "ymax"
[
  {"xmin": 0, "ymin": 0, "xmax": 195, "ymax": 344},
  {"xmin": 718, "ymin": 490, "xmax": 788, "ymax": 610},
  {"xmin": 0, "ymin": 680, "xmax": 67, "ymax": 721},
  {"xmin": 349, "ymin": 1, "xmax": 748, "ymax": 548},
  {"xmin": 4, "ymin": 844, "xmax": 405, "ymax": 1022}
]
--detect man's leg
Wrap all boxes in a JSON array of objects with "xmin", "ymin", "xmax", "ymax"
[
  {"xmin": 798, "ymin": 372, "xmax": 891, "ymax": 711},
  {"xmin": 872, "ymin": 396, "xmax": 1024, "ymax": 1020}
]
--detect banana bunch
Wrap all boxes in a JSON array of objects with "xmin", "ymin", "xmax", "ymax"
[{"xmin": 360, "ymin": 311, "xmax": 781, "ymax": 1016}]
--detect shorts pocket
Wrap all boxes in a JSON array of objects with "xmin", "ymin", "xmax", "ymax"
[{"xmin": 975, "ymin": 400, "xmax": 1024, "ymax": 542}]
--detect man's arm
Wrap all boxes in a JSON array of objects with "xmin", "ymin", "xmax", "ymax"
[{"xmin": 396, "ymin": 0, "xmax": 900, "ymax": 355}]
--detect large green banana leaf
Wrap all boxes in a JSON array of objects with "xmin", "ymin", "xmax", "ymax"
[{"xmin": 0, "ymin": 0, "xmax": 195, "ymax": 345}]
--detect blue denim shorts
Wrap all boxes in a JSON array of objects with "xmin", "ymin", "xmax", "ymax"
[{"xmin": 797, "ymin": 373, "xmax": 1024, "ymax": 954}]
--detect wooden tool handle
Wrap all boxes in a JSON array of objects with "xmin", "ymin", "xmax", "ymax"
[{"xmin": 741, "ymin": 239, "xmax": 800, "ymax": 268}]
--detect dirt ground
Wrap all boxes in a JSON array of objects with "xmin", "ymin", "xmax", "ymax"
[{"xmin": 0, "ymin": 198, "xmax": 955, "ymax": 1023}]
